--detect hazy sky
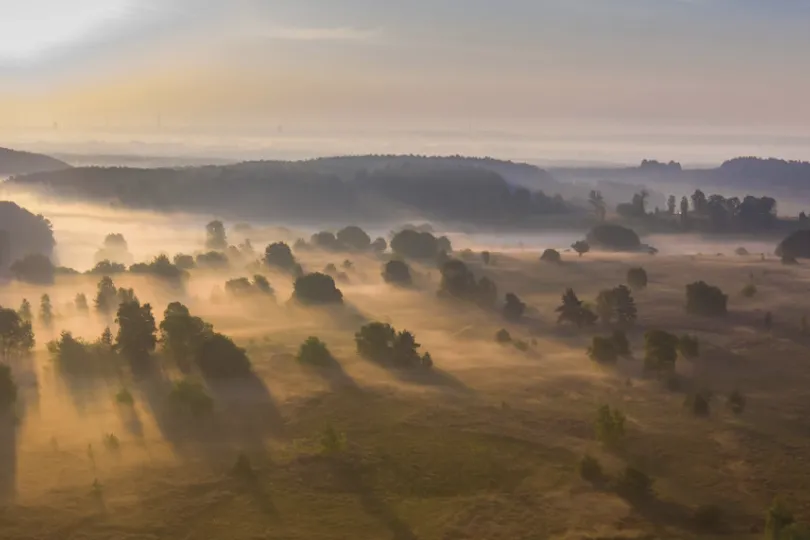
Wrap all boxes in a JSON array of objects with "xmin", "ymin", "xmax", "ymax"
[{"xmin": 1, "ymin": 0, "xmax": 809, "ymax": 145}]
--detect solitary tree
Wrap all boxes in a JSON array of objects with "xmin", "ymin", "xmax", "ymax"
[
  {"xmin": 382, "ymin": 260, "xmax": 412, "ymax": 286},
  {"xmin": 94, "ymin": 276, "xmax": 119, "ymax": 317},
  {"xmin": 371, "ymin": 237, "xmax": 387, "ymax": 253},
  {"xmin": 556, "ymin": 289, "xmax": 597, "ymax": 327},
  {"xmin": 627, "ymin": 267, "xmax": 648, "ymax": 290},
  {"xmin": 588, "ymin": 336, "xmax": 618, "ymax": 364},
  {"xmin": 571, "ymin": 240, "xmax": 591, "ymax": 257},
  {"xmin": 503, "ymin": 293, "xmax": 526, "ymax": 322},
  {"xmin": 293, "ymin": 273, "xmax": 344, "ymax": 305},
  {"xmin": 667, "ymin": 195, "xmax": 676, "ymax": 215},
  {"xmin": 297, "ymin": 337, "xmax": 333, "ymax": 366},
  {"xmin": 205, "ymin": 220, "xmax": 227, "ymax": 251},
  {"xmin": 644, "ymin": 329, "xmax": 679, "ymax": 373},
  {"xmin": 336, "ymin": 226, "xmax": 371, "ymax": 251},
  {"xmin": 686, "ymin": 281, "xmax": 728, "ymax": 316},
  {"xmin": 540, "ymin": 248, "xmax": 561, "ymax": 263},
  {"xmin": 264, "ymin": 242, "xmax": 299, "ymax": 273},
  {"xmin": 17, "ymin": 299, "xmax": 32, "ymax": 322}
]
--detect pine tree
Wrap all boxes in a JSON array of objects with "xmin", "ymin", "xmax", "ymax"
[
  {"xmin": 17, "ymin": 299, "xmax": 32, "ymax": 322},
  {"xmin": 556, "ymin": 289, "xmax": 597, "ymax": 328},
  {"xmin": 613, "ymin": 285, "xmax": 637, "ymax": 325},
  {"xmin": 39, "ymin": 294, "xmax": 53, "ymax": 327}
]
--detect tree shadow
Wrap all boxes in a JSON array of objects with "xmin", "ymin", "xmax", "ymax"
[
  {"xmin": 394, "ymin": 367, "xmax": 473, "ymax": 395},
  {"xmin": 300, "ymin": 354, "xmax": 361, "ymax": 393},
  {"xmin": 0, "ymin": 411, "xmax": 16, "ymax": 502},
  {"xmin": 330, "ymin": 457, "xmax": 418, "ymax": 540}
]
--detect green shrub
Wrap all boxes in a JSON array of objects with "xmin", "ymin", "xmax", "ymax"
[
  {"xmin": 578, "ymin": 454, "xmax": 603, "ymax": 482},
  {"xmin": 169, "ymin": 379, "xmax": 214, "ymax": 416},
  {"xmin": 595, "ymin": 405, "xmax": 626, "ymax": 445},
  {"xmin": 297, "ymin": 337, "xmax": 332, "ymax": 366}
]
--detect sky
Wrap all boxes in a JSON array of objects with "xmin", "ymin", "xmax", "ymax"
[{"xmin": 1, "ymin": 0, "xmax": 809, "ymax": 161}]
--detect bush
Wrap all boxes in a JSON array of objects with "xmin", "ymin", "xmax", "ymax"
[
  {"xmin": 503, "ymin": 293, "xmax": 526, "ymax": 321},
  {"xmin": 588, "ymin": 336, "xmax": 618, "ymax": 364},
  {"xmin": 540, "ymin": 248, "xmax": 561, "ymax": 263},
  {"xmin": 627, "ymin": 267, "xmax": 648, "ymax": 290},
  {"xmin": 741, "ymin": 283, "xmax": 757, "ymax": 298},
  {"xmin": 616, "ymin": 467, "xmax": 654, "ymax": 499},
  {"xmin": 678, "ymin": 334, "xmax": 699, "ymax": 359},
  {"xmin": 0, "ymin": 364, "xmax": 17, "ymax": 410},
  {"xmin": 693, "ymin": 504, "xmax": 723, "ymax": 530},
  {"xmin": 355, "ymin": 322, "xmax": 432, "ymax": 369},
  {"xmin": 196, "ymin": 332, "xmax": 252, "ymax": 378},
  {"xmin": 644, "ymin": 329, "xmax": 679, "ymax": 373},
  {"xmin": 297, "ymin": 337, "xmax": 333, "ymax": 366},
  {"xmin": 9, "ymin": 253, "xmax": 54, "ymax": 284},
  {"xmin": 727, "ymin": 389, "xmax": 746, "ymax": 414},
  {"xmin": 495, "ymin": 329, "xmax": 512, "ymax": 343},
  {"xmin": 293, "ymin": 273, "xmax": 344, "ymax": 305},
  {"xmin": 336, "ymin": 226, "xmax": 371, "ymax": 251},
  {"xmin": 595, "ymin": 404, "xmax": 626, "ymax": 445},
  {"xmin": 587, "ymin": 224, "xmax": 641, "ymax": 251},
  {"xmin": 382, "ymin": 260, "xmax": 412, "ymax": 285},
  {"xmin": 685, "ymin": 392, "xmax": 711, "ymax": 416},
  {"xmin": 776, "ymin": 230, "xmax": 810, "ymax": 260},
  {"xmin": 686, "ymin": 281, "xmax": 728, "ymax": 316},
  {"xmin": 169, "ymin": 379, "xmax": 213, "ymax": 416},
  {"xmin": 225, "ymin": 276, "xmax": 274, "ymax": 298},
  {"xmin": 513, "ymin": 340, "xmax": 529, "ymax": 352},
  {"xmin": 578, "ymin": 454, "xmax": 603, "ymax": 482}
]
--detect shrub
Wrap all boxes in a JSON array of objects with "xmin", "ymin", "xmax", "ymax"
[
  {"xmin": 556, "ymin": 289, "xmax": 598, "ymax": 328},
  {"xmin": 10, "ymin": 253, "xmax": 54, "ymax": 284},
  {"xmin": 734, "ymin": 246, "xmax": 749, "ymax": 256},
  {"xmin": 693, "ymin": 504, "xmax": 723, "ymax": 530},
  {"xmin": 578, "ymin": 454, "xmax": 603, "ymax": 482},
  {"xmin": 382, "ymin": 260, "xmax": 412, "ymax": 285},
  {"xmin": 627, "ymin": 267, "xmax": 648, "ymax": 290},
  {"xmin": 776, "ymin": 230, "xmax": 810, "ymax": 260},
  {"xmin": 741, "ymin": 283, "xmax": 757, "ymax": 298},
  {"xmin": 686, "ymin": 281, "xmax": 728, "ymax": 316},
  {"xmin": 169, "ymin": 379, "xmax": 213, "ymax": 416},
  {"xmin": 587, "ymin": 224, "xmax": 641, "ymax": 251},
  {"xmin": 588, "ymin": 336, "xmax": 618, "ymax": 364},
  {"xmin": 679, "ymin": 334, "xmax": 699, "ymax": 359},
  {"xmin": 571, "ymin": 240, "xmax": 591, "ymax": 257},
  {"xmin": 503, "ymin": 293, "xmax": 526, "ymax": 321},
  {"xmin": 616, "ymin": 467, "xmax": 654, "ymax": 499},
  {"xmin": 336, "ymin": 226, "xmax": 371, "ymax": 251},
  {"xmin": 196, "ymin": 332, "xmax": 251, "ymax": 378},
  {"xmin": 540, "ymin": 248, "xmax": 561, "ymax": 263},
  {"xmin": 0, "ymin": 364, "xmax": 17, "ymax": 410},
  {"xmin": 421, "ymin": 352, "xmax": 433, "ymax": 369},
  {"xmin": 293, "ymin": 273, "xmax": 344, "ymax": 305},
  {"xmin": 595, "ymin": 404, "xmax": 626, "ymax": 445},
  {"xmin": 103, "ymin": 433, "xmax": 120, "ymax": 451},
  {"xmin": 685, "ymin": 392, "xmax": 711, "ymax": 416},
  {"xmin": 644, "ymin": 330, "xmax": 679, "ymax": 373},
  {"xmin": 297, "ymin": 337, "xmax": 332, "ymax": 366},
  {"xmin": 495, "ymin": 329, "xmax": 512, "ymax": 343},
  {"xmin": 727, "ymin": 389, "xmax": 746, "ymax": 414}
]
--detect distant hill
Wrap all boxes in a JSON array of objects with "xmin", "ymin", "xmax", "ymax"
[
  {"xmin": 0, "ymin": 147, "xmax": 70, "ymax": 176},
  {"xmin": 7, "ymin": 155, "xmax": 575, "ymax": 226}
]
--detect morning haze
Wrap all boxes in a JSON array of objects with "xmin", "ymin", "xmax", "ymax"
[{"xmin": 1, "ymin": 1, "xmax": 810, "ymax": 539}]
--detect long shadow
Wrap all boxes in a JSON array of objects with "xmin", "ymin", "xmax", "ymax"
[
  {"xmin": 300, "ymin": 354, "xmax": 361, "ymax": 393},
  {"xmin": 394, "ymin": 366, "xmax": 473, "ymax": 395},
  {"xmin": 0, "ymin": 411, "xmax": 16, "ymax": 503},
  {"xmin": 330, "ymin": 457, "xmax": 418, "ymax": 540}
]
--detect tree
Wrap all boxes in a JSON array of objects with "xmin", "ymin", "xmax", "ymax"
[
  {"xmin": 311, "ymin": 231, "xmax": 341, "ymax": 251},
  {"xmin": 129, "ymin": 254, "xmax": 187, "ymax": 283},
  {"xmin": 390, "ymin": 229, "xmax": 440, "ymax": 260},
  {"xmin": 382, "ymin": 260, "xmax": 412, "ymax": 285},
  {"xmin": 196, "ymin": 332, "xmax": 251, "ymax": 378},
  {"xmin": 297, "ymin": 337, "xmax": 333, "ymax": 366},
  {"xmin": 9, "ymin": 253, "xmax": 54, "ymax": 284},
  {"xmin": 94, "ymin": 276, "xmax": 118, "ymax": 317},
  {"xmin": 39, "ymin": 294, "xmax": 53, "ymax": 327},
  {"xmin": 355, "ymin": 322, "xmax": 432, "ymax": 369},
  {"xmin": 94, "ymin": 233, "xmax": 132, "ymax": 265},
  {"xmin": 686, "ymin": 281, "xmax": 728, "ymax": 316},
  {"xmin": 626, "ymin": 267, "xmax": 648, "ymax": 290},
  {"xmin": 0, "ymin": 364, "xmax": 17, "ymax": 410},
  {"xmin": 336, "ymin": 226, "xmax": 371, "ymax": 251},
  {"xmin": 686, "ymin": 392, "xmax": 710, "ymax": 416},
  {"xmin": 293, "ymin": 273, "xmax": 344, "ymax": 304},
  {"xmin": 264, "ymin": 242, "xmax": 299, "ymax": 273},
  {"xmin": 571, "ymin": 240, "xmax": 590, "ymax": 257},
  {"xmin": 88, "ymin": 260, "xmax": 126, "ymax": 275},
  {"xmin": 503, "ymin": 293, "xmax": 526, "ymax": 321},
  {"xmin": 0, "ymin": 307, "xmax": 35, "ymax": 361},
  {"xmin": 173, "ymin": 253, "xmax": 196, "ymax": 269},
  {"xmin": 495, "ymin": 329, "xmax": 512, "ymax": 343},
  {"xmin": 644, "ymin": 330, "xmax": 679, "ymax": 373},
  {"xmin": 195, "ymin": 251, "xmax": 229, "ymax": 269},
  {"xmin": 691, "ymin": 189, "xmax": 707, "ymax": 214},
  {"xmin": 667, "ymin": 195, "xmax": 676, "ymax": 215},
  {"xmin": 588, "ymin": 190, "xmax": 606, "ymax": 221},
  {"xmin": 617, "ymin": 467, "xmax": 654, "ymax": 500},
  {"xmin": 115, "ymin": 300, "xmax": 157, "ymax": 369},
  {"xmin": 371, "ymin": 237, "xmax": 387, "ymax": 253},
  {"xmin": 540, "ymin": 248, "xmax": 561, "ymax": 263},
  {"xmin": 159, "ymin": 302, "xmax": 210, "ymax": 371},
  {"xmin": 595, "ymin": 404, "xmax": 625, "ymax": 445},
  {"xmin": 586, "ymin": 224, "xmax": 641, "ymax": 251},
  {"xmin": 556, "ymin": 289, "xmax": 597, "ymax": 327},
  {"xmin": 17, "ymin": 299, "xmax": 32, "ymax": 322},
  {"xmin": 588, "ymin": 336, "xmax": 617, "ymax": 364},
  {"xmin": 205, "ymin": 220, "xmax": 227, "ymax": 251},
  {"xmin": 253, "ymin": 275, "xmax": 273, "ymax": 295},
  {"xmin": 481, "ymin": 251, "xmax": 491, "ymax": 265},
  {"xmin": 595, "ymin": 289, "xmax": 616, "ymax": 325},
  {"xmin": 117, "ymin": 287, "xmax": 138, "ymax": 304},
  {"xmin": 680, "ymin": 196, "xmax": 689, "ymax": 227},
  {"xmin": 476, "ymin": 276, "xmax": 498, "ymax": 308},
  {"xmin": 613, "ymin": 285, "xmax": 637, "ymax": 325}
]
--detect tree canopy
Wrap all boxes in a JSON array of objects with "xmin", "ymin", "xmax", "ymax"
[{"xmin": 293, "ymin": 273, "xmax": 344, "ymax": 305}]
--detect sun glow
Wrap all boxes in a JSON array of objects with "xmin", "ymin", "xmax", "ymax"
[{"xmin": 0, "ymin": 0, "xmax": 132, "ymax": 60}]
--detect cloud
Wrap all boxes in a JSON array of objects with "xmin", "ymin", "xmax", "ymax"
[{"xmin": 260, "ymin": 26, "xmax": 382, "ymax": 42}]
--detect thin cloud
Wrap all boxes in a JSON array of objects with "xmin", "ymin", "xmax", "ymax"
[{"xmin": 263, "ymin": 26, "xmax": 382, "ymax": 42}]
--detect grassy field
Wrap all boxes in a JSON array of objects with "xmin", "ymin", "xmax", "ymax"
[{"xmin": 2, "ymin": 247, "xmax": 810, "ymax": 539}]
